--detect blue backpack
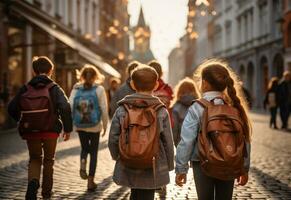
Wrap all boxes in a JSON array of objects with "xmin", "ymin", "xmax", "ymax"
[{"xmin": 73, "ymin": 85, "xmax": 101, "ymax": 128}]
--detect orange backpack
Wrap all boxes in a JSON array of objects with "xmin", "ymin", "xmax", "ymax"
[
  {"xmin": 196, "ymin": 98, "xmax": 246, "ymax": 180},
  {"xmin": 119, "ymin": 103, "xmax": 164, "ymax": 169}
]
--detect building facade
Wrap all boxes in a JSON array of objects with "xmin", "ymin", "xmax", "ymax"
[
  {"xmin": 283, "ymin": 0, "xmax": 291, "ymax": 69},
  {"xmin": 186, "ymin": 0, "xmax": 285, "ymax": 108},
  {"xmin": 0, "ymin": 0, "xmax": 129, "ymax": 129}
]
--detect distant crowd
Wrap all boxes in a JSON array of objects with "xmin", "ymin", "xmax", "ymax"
[
  {"xmin": 8, "ymin": 56, "xmax": 252, "ymax": 200},
  {"xmin": 264, "ymin": 72, "xmax": 291, "ymax": 130}
]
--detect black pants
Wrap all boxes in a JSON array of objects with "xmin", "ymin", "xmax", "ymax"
[
  {"xmin": 192, "ymin": 162, "xmax": 234, "ymax": 200},
  {"xmin": 279, "ymin": 104, "xmax": 291, "ymax": 129},
  {"xmin": 269, "ymin": 107, "xmax": 278, "ymax": 128},
  {"xmin": 130, "ymin": 189, "xmax": 155, "ymax": 200},
  {"xmin": 78, "ymin": 131, "xmax": 100, "ymax": 177}
]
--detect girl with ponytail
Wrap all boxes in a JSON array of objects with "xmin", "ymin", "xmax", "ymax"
[
  {"xmin": 70, "ymin": 64, "xmax": 108, "ymax": 191},
  {"xmin": 175, "ymin": 59, "xmax": 251, "ymax": 200}
]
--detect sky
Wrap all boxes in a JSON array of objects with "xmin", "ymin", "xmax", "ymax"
[{"xmin": 128, "ymin": 0, "xmax": 189, "ymax": 80}]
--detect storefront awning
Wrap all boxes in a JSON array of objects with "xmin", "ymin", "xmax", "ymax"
[{"xmin": 14, "ymin": 9, "xmax": 121, "ymax": 78}]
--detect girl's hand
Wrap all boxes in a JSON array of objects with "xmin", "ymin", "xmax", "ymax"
[
  {"xmin": 62, "ymin": 132, "xmax": 70, "ymax": 141},
  {"xmin": 237, "ymin": 173, "xmax": 248, "ymax": 186},
  {"xmin": 175, "ymin": 173, "xmax": 187, "ymax": 187}
]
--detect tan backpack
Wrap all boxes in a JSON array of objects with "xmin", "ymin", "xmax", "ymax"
[
  {"xmin": 119, "ymin": 103, "xmax": 164, "ymax": 169},
  {"xmin": 196, "ymin": 98, "xmax": 246, "ymax": 180}
]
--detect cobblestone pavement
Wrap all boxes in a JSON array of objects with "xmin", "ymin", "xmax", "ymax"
[{"xmin": 0, "ymin": 113, "xmax": 291, "ymax": 199}]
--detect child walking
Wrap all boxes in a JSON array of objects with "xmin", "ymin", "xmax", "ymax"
[
  {"xmin": 264, "ymin": 77, "xmax": 279, "ymax": 129},
  {"xmin": 171, "ymin": 77, "xmax": 200, "ymax": 146},
  {"xmin": 108, "ymin": 64, "xmax": 174, "ymax": 200},
  {"xmin": 8, "ymin": 56, "xmax": 72, "ymax": 200},
  {"xmin": 69, "ymin": 64, "xmax": 108, "ymax": 191},
  {"xmin": 175, "ymin": 60, "xmax": 251, "ymax": 200}
]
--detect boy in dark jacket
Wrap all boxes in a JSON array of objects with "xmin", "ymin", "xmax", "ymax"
[
  {"xmin": 8, "ymin": 56, "xmax": 72, "ymax": 200},
  {"xmin": 109, "ymin": 61, "xmax": 139, "ymax": 118},
  {"xmin": 108, "ymin": 64, "xmax": 174, "ymax": 200}
]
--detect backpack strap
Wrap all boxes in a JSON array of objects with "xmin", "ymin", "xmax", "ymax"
[{"xmin": 195, "ymin": 98, "xmax": 212, "ymax": 108}]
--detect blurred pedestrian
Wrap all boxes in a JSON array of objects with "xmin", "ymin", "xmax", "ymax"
[
  {"xmin": 175, "ymin": 60, "xmax": 251, "ymax": 200},
  {"xmin": 264, "ymin": 77, "xmax": 279, "ymax": 129},
  {"xmin": 109, "ymin": 61, "xmax": 139, "ymax": 117},
  {"xmin": 108, "ymin": 65, "xmax": 174, "ymax": 200},
  {"xmin": 69, "ymin": 64, "xmax": 108, "ymax": 191},
  {"xmin": 240, "ymin": 81, "xmax": 253, "ymax": 109},
  {"xmin": 148, "ymin": 60, "xmax": 173, "ymax": 109},
  {"xmin": 171, "ymin": 77, "xmax": 199, "ymax": 147},
  {"xmin": 8, "ymin": 56, "xmax": 72, "ymax": 200},
  {"xmin": 278, "ymin": 71, "xmax": 291, "ymax": 130},
  {"xmin": 106, "ymin": 77, "xmax": 121, "ymax": 117}
]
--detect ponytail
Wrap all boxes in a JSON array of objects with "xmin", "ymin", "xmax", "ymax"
[{"xmin": 226, "ymin": 77, "xmax": 251, "ymax": 142}]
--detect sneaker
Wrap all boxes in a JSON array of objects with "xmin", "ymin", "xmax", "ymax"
[
  {"xmin": 87, "ymin": 176, "xmax": 97, "ymax": 191},
  {"xmin": 42, "ymin": 191, "xmax": 53, "ymax": 199},
  {"xmin": 25, "ymin": 179, "xmax": 39, "ymax": 200},
  {"xmin": 80, "ymin": 159, "xmax": 88, "ymax": 179}
]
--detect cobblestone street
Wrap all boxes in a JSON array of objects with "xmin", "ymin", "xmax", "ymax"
[{"xmin": 0, "ymin": 112, "xmax": 291, "ymax": 200}]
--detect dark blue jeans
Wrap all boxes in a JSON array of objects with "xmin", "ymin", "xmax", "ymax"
[
  {"xmin": 192, "ymin": 162, "xmax": 234, "ymax": 200},
  {"xmin": 78, "ymin": 131, "xmax": 100, "ymax": 177}
]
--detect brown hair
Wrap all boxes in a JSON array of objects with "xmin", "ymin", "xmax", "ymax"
[
  {"xmin": 127, "ymin": 61, "xmax": 139, "ymax": 76},
  {"xmin": 172, "ymin": 77, "xmax": 200, "ymax": 106},
  {"xmin": 148, "ymin": 60, "xmax": 163, "ymax": 78},
  {"xmin": 32, "ymin": 56, "xmax": 54, "ymax": 75},
  {"xmin": 268, "ymin": 77, "xmax": 279, "ymax": 90},
  {"xmin": 131, "ymin": 64, "xmax": 158, "ymax": 92},
  {"xmin": 77, "ymin": 64, "xmax": 105, "ymax": 89},
  {"xmin": 194, "ymin": 59, "xmax": 252, "ymax": 141}
]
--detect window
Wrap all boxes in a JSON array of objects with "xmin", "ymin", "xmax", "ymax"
[
  {"xmin": 77, "ymin": 0, "xmax": 81, "ymax": 31},
  {"xmin": 54, "ymin": 0, "xmax": 60, "ymax": 17},
  {"xmin": 68, "ymin": 0, "xmax": 73, "ymax": 25},
  {"xmin": 214, "ymin": 25, "xmax": 222, "ymax": 53},
  {"xmin": 259, "ymin": 4, "xmax": 268, "ymax": 36},
  {"xmin": 225, "ymin": 21, "xmax": 232, "ymax": 49},
  {"xmin": 288, "ymin": 23, "xmax": 291, "ymax": 47},
  {"xmin": 85, "ymin": 1, "xmax": 89, "ymax": 33}
]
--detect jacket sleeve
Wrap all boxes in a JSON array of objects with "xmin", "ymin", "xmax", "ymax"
[
  {"xmin": 175, "ymin": 104, "xmax": 200, "ymax": 174},
  {"xmin": 7, "ymin": 86, "xmax": 27, "ymax": 122},
  {"xmin": 109, "ymin": 89, "xmax": 120, "ymax": 118},
  {"xmin": 172, "ymin": 108, "xmax": 180, "ymax": 147},
  {"xmin": 160, "ymin": 108, "xmax": 175, "ymax": 171},
  {"xmin": 97, "ymin": 86, "xmax": 109, "ymax": 131},
  {"xmin": 53, "ymin": 85, "xmax": 73, "ymax": 133},
  {"xmin": 108, "ymin": 106, "xmax": 123, "ymax": 160}
]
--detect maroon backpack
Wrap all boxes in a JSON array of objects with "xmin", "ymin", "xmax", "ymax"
[{"xmin": 19, "ymin": 82, "xmax": 56, "ymax": 134}]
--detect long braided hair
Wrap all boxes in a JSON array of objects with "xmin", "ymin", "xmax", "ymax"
[{"xmin": 194, "ymin": 59, "xmax": 252, "ymax": 141}]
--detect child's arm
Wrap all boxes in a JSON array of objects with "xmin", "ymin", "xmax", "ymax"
[
  {"xmin": 175, "ymin": 104, "xmax": 200, "ymax": 174},
  {"xmin": 171, "ymin": 108, "xmax": 180, "ymax": 147},
  {"xmin": 97, "ymin": 86, "xmax": 109, "ymax": 135},
  {"xmin": 108, "ymin": 107, "xmax": 123, "ymax": 160},
  {"xmin": 54, "ymin": 86, "xmax": 73, "ymax": 133},
  {"xmin": 160, "ymin": 108, "xmax": 175, "ymax": 171}
]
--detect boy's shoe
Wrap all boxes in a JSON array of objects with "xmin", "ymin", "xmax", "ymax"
[
  {"xmin": 87, "ymin": 176, "xmax": 97, "ymax": 191},
  {"xmin": 42, "ymin": 191, "xmax": 53, "ymax": 200},
  {"xmin": 80, "ymin": 159, "xmax": 88, "ymax": 180},
  {"xmin": 25, "ymin": 179, "xmax": 39, "ymax": 200}
]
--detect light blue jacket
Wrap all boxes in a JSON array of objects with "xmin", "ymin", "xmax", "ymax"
[{"xmin": 175, "ymin": 91, "xmax": 251, "ymax": 174}]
